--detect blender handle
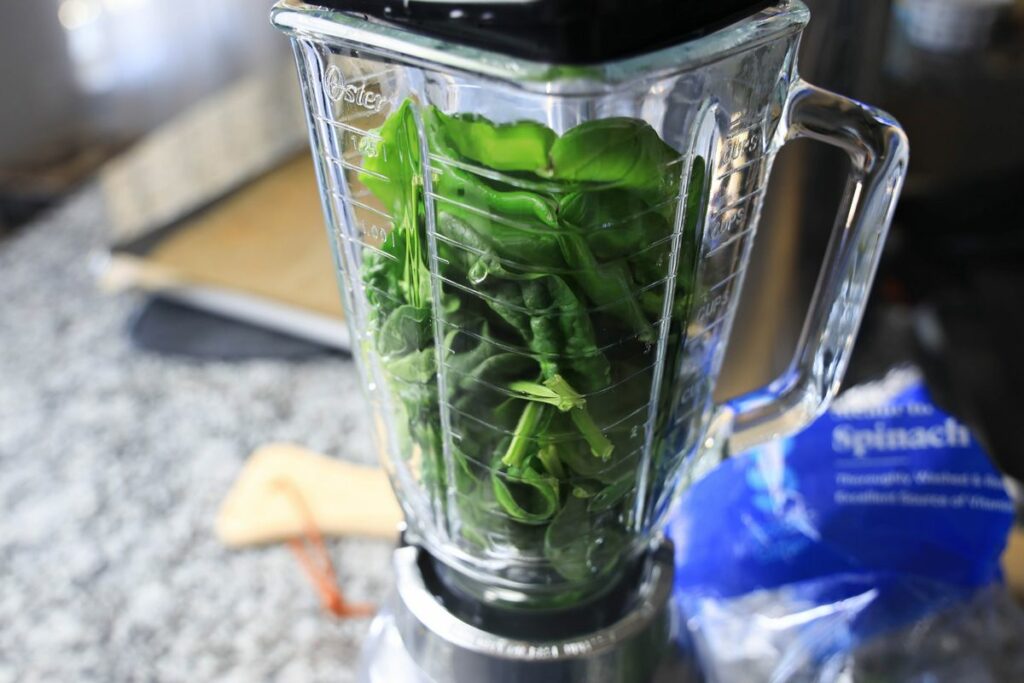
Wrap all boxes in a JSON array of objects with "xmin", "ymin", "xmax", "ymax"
[{"xmin": 724, "ymin": 79, "xmax": 909, "ymax": 455}]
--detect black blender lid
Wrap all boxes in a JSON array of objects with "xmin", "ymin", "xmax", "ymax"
[{"xmin": 311, "ymin": 0, "xmax": 779, "ymax": 65}]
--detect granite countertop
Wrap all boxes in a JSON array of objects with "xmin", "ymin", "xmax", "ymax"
[{"xmin": 0, "ymin": 189, "xmax": 392, "ymax": 682}]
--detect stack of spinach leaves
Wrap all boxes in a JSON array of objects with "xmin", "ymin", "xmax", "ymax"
[{"xmin": 359, "ymin": 100, "xmax": 705, "ymax": 588}]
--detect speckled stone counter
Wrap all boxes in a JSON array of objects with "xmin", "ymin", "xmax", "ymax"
[{"xmin": 0, "ymin": 189, "xmax": 392, "ymax": 682}]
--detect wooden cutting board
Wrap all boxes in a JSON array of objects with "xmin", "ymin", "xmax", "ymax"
[
  {"xmin": 100, "ymin": 154, "xmax": 350, "ymax": 347},
  {"xmin": 216, "ymin": 443, "xmax": 402, "ymax": 546},
  {"xmin": 143, "ymin": 155, "xmax": 342, "ymax": 319}
]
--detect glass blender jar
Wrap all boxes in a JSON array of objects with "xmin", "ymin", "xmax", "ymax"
[{"xmin": 272, "ymin": 1, "xmax": 908, "ymax": 680}]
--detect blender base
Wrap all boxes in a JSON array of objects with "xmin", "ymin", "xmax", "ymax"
[{"xmin": 356, "ymin": 543, "xmax": 699, "ymax": 683}]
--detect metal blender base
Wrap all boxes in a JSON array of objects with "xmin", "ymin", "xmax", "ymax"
[{"xmin": 357, "ymin": 543, "xmax": 697, "ymax": 683}]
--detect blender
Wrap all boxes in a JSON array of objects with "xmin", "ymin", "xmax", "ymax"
[{"xmin": 271, "ymin": 1, "xmax": 908, "ymax": 680}]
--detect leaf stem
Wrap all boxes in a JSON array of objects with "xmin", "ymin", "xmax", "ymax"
[
  {"xmin": 501, "ymin": 401, "xmax": 546, "ymax": 468},
  {"xmin": 571, "ymin": 407, "xmax": 614, "ymax": 461},
  {"xmin": 508, "ymin": 374, "xmax": 584, "ymax": 412},
  {"xmin": 537, "ymin": 444, "xmax": 567, "ymax": 479}
]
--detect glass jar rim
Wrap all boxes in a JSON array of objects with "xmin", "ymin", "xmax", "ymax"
[{"xmin": 271, "ymin": 0, "xmax": 809, "ymax": 94}]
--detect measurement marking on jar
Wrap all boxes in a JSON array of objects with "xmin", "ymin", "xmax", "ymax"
[
  {"xmin": 436, "ymin": 312, "xmax": 666, "ymax": 360},
  {"xmin": 338, "ymin": 130, "xmax": 383, "ymax": 159},
  {"xmin": 674, "ymin": 383, "xmax": 711, "ymax": 414},
  {"xmin": 431, "ymin": 233, "xmax": 489, "ymax": 259},
  {"xmin": 361, "ymin": 222, "xmax": 389, "ymax": 242},
  {"xmin": 327, "ymin": 153, "xmax": 389, "ymax": 181},
  {"xmin": 430, "ymin": 233, "xmax": 674, "ymax": 288},
  {"xmin": 712, "ymin": 186, "xmax": 764, "ymax": 215},
  {"xmin": 706, "ymin": 203, "xmax": 748, "ymax": 244},
  {"xmin": 721, "ymin": 129, "xmax": 765, "ymax": 164},
  {"xmin": 665, "ymin": 155, "xmax": 688, "ymax": 172},
  {"xmin": 693, "ymin": 289, "xmax": 732, "ymax": 324},
  {"xmin": 363, "ymin": 282, "xmax": 404, "ymax": 306},
  {"xmin": 727, "ymin": 118, "xmax": 764, "ymax": 136},
  {"xmin": 671, "ymin": 401, "xmax": 704, "ymax": 427},
  {"xmin": 449, "ymin": 408, "xmax": 654, "ymax": 453},
  {"xmin": 334, "ymin": 230, "xmax": 396, "ymax": 261},
  {"xmin": 433, "ymin": 271, "xmax": 670, "ymax": 319},
  {"xmin": 350, "ymin": 187, "xmax": 377, "ymax": 200},
  {"xmin": 427, "ymin": 153, "xmax": 567, "ymax": 197},
  {"xmin": 712, "ymin": 168, "xmax": 763, "ymax": 203},
  {"xmin": 706, "ymin": 225, "xmax": 755, "ymax": 257},
  {"xmin": 332, "ymin": 191, "xmax": 392, "ymax": 220},
  {"xmin": 704, "ymin": 267, "xmax": 745, "ymax": 294},
  {"xmin": 315, "ymin": 114, "xmax": 383, "ymax": 139},
  {"xmin": 448, "ymin": 396, "xmax": 651, "ymax": 440},
  {"xmin": 715, "ymin": 153, "xmax": 766, "ymax": 181},
  {"xmin": 341, "ymin": 148, "xmax": 369, "ymax": 163},
  {"xmin": 429, "ymin": 194, "xmax": 548, "ymax": 233},
  {"xmin": 689, "ymin": 309, "xmax": 730, "ymax": 337}
]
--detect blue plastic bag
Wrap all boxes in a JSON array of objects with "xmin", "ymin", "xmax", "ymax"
[{"xmin": 669, "ymin": 369, "xmax": 1019, "ymax": 681}]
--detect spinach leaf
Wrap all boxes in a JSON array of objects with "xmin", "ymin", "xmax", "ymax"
[
  {"xmin": 559, "ymin": 189, "xmax": 671, "ymax": 261},
  {"xmin": 550, "ymin": 117, "xmax": 679, "ymax": 197},
  {"xmin": 360, "ymin": 99, "xmax": 421, "ymax": 216},
  {"xmin": 587, "ymin": 475, "xmax": 633, "ymax": 513},
  {"xmin": 360, "ymin": 99, "xmax": 429, "ymax": 310},
  {"xmin": 434, "ymin": 161, "xmax": 558, "ymax": 229},
  {"xmin": 543, "ymin": 275, "xmax": 612, "ymax": 392},
  {"xmin": 431, "ymin": 108, "xmax": 555, "ymax": 175},
  {"xmin": 493, "ymin": 465, "xmax": 560, "ymax": 525},
  {"xmin": 556, "ymin": 231, "xmax": 655, "ymax": 343},
  {"xmin": 544, "ymin": 497, "xmax": 627, "ymax": 583},
  {"xmin": 481, "ymin": 280, "xmax": 533, "ymax": 342},
  {"xmin": 435, "ymin": 196, "xmax": 564, "ymax": 272},
  {"xmin": 377, "ymin": 304, "xmax": 430, "ymax": 357}
]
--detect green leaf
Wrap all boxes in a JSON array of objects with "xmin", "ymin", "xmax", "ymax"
[
  {"xmin": 430, "ymin": 108, "xmax": 555, "ymax": 175},
  {"xmin": 376, "ymin": 304, "xmax": 430, "ymax": 357},
  {"xmin": 383, "ymin": 347, "xmax": 435, "ymax": 385},
  {"xmin": 556, "ymin": 231, "xmax": 656, "ymax": 343},
  {"xmin": 361, "ymin": 100, "xmax": 430, "ymax": 309},
  {"xmin": 559, "ymin": 189, "xmax": 671, "ymax": 261},
  {"xmin": 544, "ymin": 497, "xmax": 627, "ymax": 582},
  {"xmin": 492, "ymin": 466, "xmax": 559, "ymax": 525},
  {"xmin": 550, "ymin": 117, "xmax": 679, "ymax": 196},
  {"xmin": 587, "ymin": 475, "xmax": 633, "ymax": 513},
  {"xmin": 543, "ymin": 497, "xmax": 592, "ymax": 581},
  {"xmin": 360, "ymin": 100, "xmax": 421, "ymax": 215},
  {"xmin": 515, "ymin": 275, "xmax": 612, "ymax": 391},
  {"xmin": 481, "ymin": 280, "xmax": 533, "ymax": 342},
  {"xmin": 677, "ymin": 156, "xmax": 707, "ymax": 299},
  {"xmin": 542, "ymin": 275, "xmax": 612, "ymax": 392},
  {"xmin": 555, "ymin": 433, "xmax": 640, "ymax": 485},
  {"xmin": 435, "ymin": 204, "xmax": 564, "ymax": 274},
  {"xmin": 363, "ymin": 229, "xmax": 405, "ymax": 310},
  {"xmin": 433, "ymin": 161, "xmax": 558, "ymax": 228}
]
